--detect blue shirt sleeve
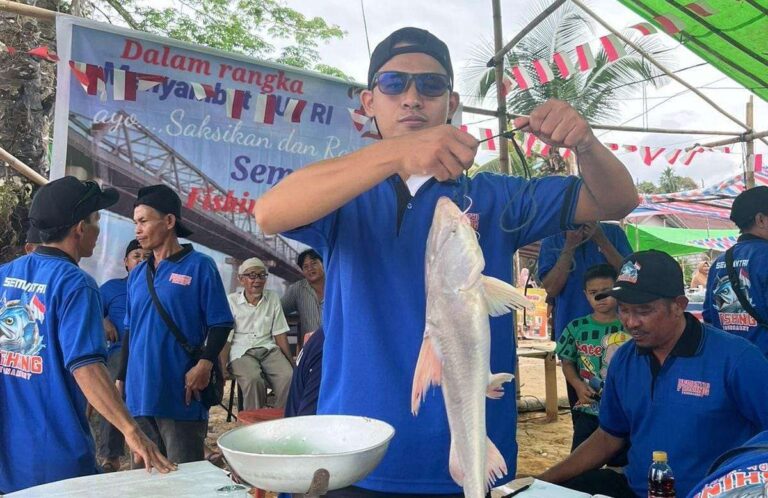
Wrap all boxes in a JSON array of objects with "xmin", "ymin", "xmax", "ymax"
[
  {"xmin": 598, "ymin": 350, "xmax": 630, "ymax": 439},
  {"xmin": 702, "ymin": 260, "xmax": 718, "ymax": 325},
  {"xmin": 60, "ymin": 286, "xmax": 108, "ymax": 372},
  {"xmin": 200, "ymin": 258, "xmax": 235, "ymax": 328},
  {"xmin": 727, "ymin": 343, "xmax": 768, "ymax": 429},
  {"xmin": 282, "ymin": 210, "xmax": 338, "ymax": 254}
]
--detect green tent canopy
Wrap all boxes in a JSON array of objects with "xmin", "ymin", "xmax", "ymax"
[
  {"xmin": 615, "ymin": 0, "xmax": 768, "ymax": 102},
  {"xmin": 626, "ymin": 224, "xmax": 739, "ymax": 257}
]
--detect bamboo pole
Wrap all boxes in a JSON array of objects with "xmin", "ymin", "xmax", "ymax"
[
  {"xmin": 0, "ymin": 0, "xmax": 58, "ymax": 20},
  {"xmin": 745, "ymin": 96, "xmax": 755, "ymax": 189},
  {"xmin": 491, "ymin": 0, "xmax": 510, "ymax": 174},
  {"xmin": 696, "ymin": 130, "xmax": 768, "ymax": 148},
  {"xmin": 0, "ymin": 147, "xmax": 48, "ymax": 185}
]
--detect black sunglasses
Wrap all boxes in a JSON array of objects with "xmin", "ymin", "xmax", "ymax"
[{"xmin": 372, "ymin": 71, "xmax": 452, "ymax": 97}]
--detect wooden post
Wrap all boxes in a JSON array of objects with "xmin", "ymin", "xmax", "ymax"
[
  {"xmin": 491, "ymin": 0, "xmax": 510, "ymax": 174},
  {"xmin": 746, "ymin": 96, "xmax": 755, "ymax": 189},
  {"xmin": 544, "ymin": 352, "xmax": 558, "ymax": 422},
  {"xmin": 0, "ymin": 146, "xmax": 48, "ymax": 185}
]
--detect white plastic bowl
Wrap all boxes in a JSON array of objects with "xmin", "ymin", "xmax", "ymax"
[{"xmin": 217, "ymin": 415, "xmax": 395, "ymax": 493}]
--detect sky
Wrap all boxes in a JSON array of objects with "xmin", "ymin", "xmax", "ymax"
[{"xmin": 287, "ymin": 0, "xmax": 767, "ymax": 188}]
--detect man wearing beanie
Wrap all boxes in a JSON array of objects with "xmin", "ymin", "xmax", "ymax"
[
  {"xmin": 118, "ymin": 184, "xmax": 233, "ymax": 464},
  {"xmin": 0, "ymin": 177, "xmax": 173, "ymax": 493},
  {"xmin": 703, "ymin": 186, "xmax": 768, "ymax": 355},
  {"xmin": 255, "ymin": 27, "xmax": 638, "ymax": 495},
  {"xmin": 540, "ymin": 251, "xmax": 768, "ymax": 498}
]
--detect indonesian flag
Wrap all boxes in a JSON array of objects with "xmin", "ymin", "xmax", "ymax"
[
  {"xmin": 716, "ymin": 146, "xmax": 732, "ymax": 154},
  {"xmin": 69, "ymin": 61, "xmax": 106, "ymax": 101},
  {"xmin": 480, "ymin": 128, "xmax": 497, "ymax": 151},
  {"xmin": 575, "ymin": 44, "xmax": 595, "ymax": 72},
  {"xmin": 532, "ymin": 59, "xmax": 555, "ymax": 84},
  {"xmin": 524, "ymin": 133, "xmax": 538, "ymax": 157},
  {"xmin": 639, "ymin": 146, "xmax": 666, "ymax": 166},
  {"xmin": 686, "ymin": 1, "xmax": 717, "ymax": 17},
  {"xmin": 500, "ymin": 73, "xmax": 515, "ymax": 97},
  {"xmin": 252, "ymin": 93, "xmax": 277, "ymax": 125},
  {"xmin": 137, "ymin": 73, "xmax": 165, "ymax": 92},
  {"xmin": 665, "ymin": 148, "xmax": 683, "ymax": 164},
  {"xmin": 749, "ymin": 153, "xmax": 763, "ymax": 173},
  {"xmin": 630, "ymin": 22, "xmax": 658, "ymax": 36},
  {"xmin": 512, "ymin": 65, "xmax": 534, "ymax": 90},
  {"xmin": 600, "ymin": 35, "xmax": 626, "ymax": 62},
  {"xmin": 682, "ymin": 147, "xmax": 704, "ymax": 166},
  {"xmin": 113, "ymin": 69, "xmax": 138, "ymax": 101},
  {"xmin": 553, "ymin": 52, "xmax": 575, "ymax": 79},
  {"xmin": 27, "ymin": 46, "xmax": 59, "ymax": 62},
  {"xmin": 225, "ymin": 89, "xmax": 246, "ymax": 120},
  {"xmin": 190, "ymin": 82, "xmax": 216, "ymax": 101},
  {"xmin": 348, "ymin": 107, "xmax": 369, "ymax": 132},
  {"xmin": 29, "ymin": 294, "xmax": 46, "ymax": 322},
  {"xmin": 605, "ymin": 143, "xmax": 620, "ymax": 151},
  {"xmin": 654, "ymin": 14, "xmax": 686, "ymax": 35},
  {"xmin": 283, "ymin": 98, "xmax": 307, "ymax": 123}
]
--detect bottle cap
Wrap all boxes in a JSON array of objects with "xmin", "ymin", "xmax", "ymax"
[{"xmin": 653, "ymin": 451, "xmax": 668, "ymax": 462}]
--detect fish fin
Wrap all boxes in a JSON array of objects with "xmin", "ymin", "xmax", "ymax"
[
  {"xmin": 448, "ymin": 438, "xmax": 464, "ymax": 486},
  {"xmin": 410, "ymin": 335, "xmax": 442, "ymax": 416},
  {"xmin": 486, "ymin": 372, "xmax": 514, "ymax": 399},
  {"xmin": 485, "ymin": 437, "xmax": 508, "ymax": 491},
  {"xmin": 481, "ymin": 276, "xmax": 534, "ymax": 317}
]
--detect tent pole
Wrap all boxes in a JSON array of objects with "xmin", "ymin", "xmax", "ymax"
[
  {"xmin": 745, "ymin": 96, "xmax": 755, "ymax": 189},
  {"xmin": 491, "ymin": 0, "xmax": 510, "ymax": 174},
  {"xmin": 695, "ymin": 130, "xmax": 768, "ymax": 148},
  {"xmin": 0, "ymin": 147, "xmax": 48, "ymax": 185},
  {"xmin": 487, "ymin": 0, "xmax": 568, "ymax": 67}
]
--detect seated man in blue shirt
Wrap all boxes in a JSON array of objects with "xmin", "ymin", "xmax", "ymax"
[{"xmin": 539, "ymin": 250, "xmax": 768, "ymax": 498}]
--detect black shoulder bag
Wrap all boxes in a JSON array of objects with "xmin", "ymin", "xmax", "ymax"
[
  {"xmin": 145, "ymin": 264, "xmax": 224, "ymax": 408},
  {"xmin": 725, "ymin": 247, "xmax": 768, "ymax": 329}
]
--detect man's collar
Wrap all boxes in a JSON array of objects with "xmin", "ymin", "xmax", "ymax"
[
  {"xmin": 737, "ymin": 233, "xmax": 765, "ymax": 243},
  {"xmin": 34, "ymin": 246, "xmax": 78, "ymax": 266},
  {"xmin": 147, "ymin": 243, "xmax": 193, "ymax": 266},
  {"xmin": 637, "ymin": 313, "xmax": 703, "ymax": 358}
]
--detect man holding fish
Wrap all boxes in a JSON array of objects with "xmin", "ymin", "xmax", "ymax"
[{"xmin": 255, "ymin": 26, "xmax": 637, "ymax": 496}]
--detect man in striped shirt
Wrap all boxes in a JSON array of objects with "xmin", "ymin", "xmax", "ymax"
[{"xmin": 282, "ymin": 249, "xmax": 324, "ymax": 348}]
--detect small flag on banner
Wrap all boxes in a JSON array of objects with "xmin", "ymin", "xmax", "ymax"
[
  {"xmin": 532, "ymin": 59, "xmax": 555, "ymax": 84},
  {"xmin": 69, "ymin": 61, "xmax": 90, "ymax": 93},
  {"xmin": 29, "ymin": 294, "xmax": 46, "ymax": 322},
  {"xmin": 27, "ymin": 46, "xmax": 59, "ymax": 62},
  {"xmin": 685, "ymin": 1, "xmax": 717, "ymax": 17},
  {"xmin": 499, "ymin": 73, "xmax": 515, "ymax": 97},
  {"xmin": 70, "ymin": 62, "xmax": 107, "ymax": 101},
  {"xmin": 553, "ymin": 52, "xmax": 576, "ymax": 79},
  {"xmin": 512, "ymin": 65, "xmax": 534, "ymax": 90},
  {"xmin": 682, "ymin": 147, "xmax": 704, "ymax": 166},
  {"xmin": 575, "ymin": 44, "xmax": 595, "ymax": 71},
  {"xmin": 600, "ymin": 35, "xmax": 627, "ymax": 62},
  {"xmin": 252, "ymin": 93, "xmax": 277, "ymax": 125},
  {"xmin": 629, "ymin": 22, "xmax": 658, "ymax": 36},
  {"xmin": 113, "ymin": 69, "xmax": 138, "ymax": 101},
  {"xmin": 283, "ymin": 98, "xmax": 307, "ymax": 123},
  {"xmin": 654, "ymin": 14, "xmax": 686, "ymax": 35},
  {"xmin": 348, "ymin": 107, "xmax": 369, "ymax": 132},
  {"xmin": 137, "ymin": 74, "xmax": 165, "ymax": 92},
  {"xmin": 225, "ymin": 89, "xmax": 246, "ymax": 120},
  {"xmin": 190, "ymin": 82, "xmax": 216, "ymax": 101},
  {"xmin": 749, "ymin": 153, "xmax": 763, "ymax": 173},
  {"xmin": 665, "ymin": 148, "xmax": 682, "ymax": 164},
  {"xmin": 524, "ymin": 133, "xmax": 537, "ymax": 157},
  {"xmin": 480, "ymin": 128, "xmax": 497, "ymax": 151},
  {"xmin": 639, "ymin": 146, "xmax": 666, "ymax": 166}
]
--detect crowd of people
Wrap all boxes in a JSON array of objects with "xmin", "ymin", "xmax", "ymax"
[{"xmin": 1, "ymin": 24, "xmax": 766, "ymax": 498}]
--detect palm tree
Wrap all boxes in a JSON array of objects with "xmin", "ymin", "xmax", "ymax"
[
  {"xmin": 658, "ymin": 166, "xmax": 679, "ymax": 193},
  {"xmin": 462, "ymin": 1, "xmax": 673, "ymax": 175}
]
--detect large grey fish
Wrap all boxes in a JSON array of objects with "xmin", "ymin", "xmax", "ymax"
[{"xmin": 411, "ymin": 196, "xmax": 533, "ymax": 497}]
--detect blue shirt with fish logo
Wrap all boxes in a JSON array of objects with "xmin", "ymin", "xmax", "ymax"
[
  {"xmin": 284, "ymin": 172, "xmax": 582, "ymax": 493},
  {"xmin": 0, "ymin": 247, "xmax": 107, "ymax": 493},
  {"xmin": 703, "ymin": 234, "xmax": 768, "ymax": 356}
]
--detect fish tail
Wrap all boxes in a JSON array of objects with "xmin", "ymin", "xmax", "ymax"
[
  {"xmin": 485, "ymin": 437, "xmax": 508, "ymax": 491},
  {"xmin": 410, "ymin": 335, "xmax": 442, "ymax": 416},
  {"xmin": 486, "ymin": 372, "xmax": 514, "ymax": 399}
]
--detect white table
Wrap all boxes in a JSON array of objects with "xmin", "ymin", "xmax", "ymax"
[
  {"xmin": 7, "ymin": 461, "xmax": 243, "ymax": 497},
  {"xmin": 494, "ymin": 478, "xmax": 594, "ymax": 497}
]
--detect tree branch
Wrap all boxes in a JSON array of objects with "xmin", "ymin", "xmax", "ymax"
[{"xmin": 102, "ymin": 0, "xmax": 141, "ymax": 30}]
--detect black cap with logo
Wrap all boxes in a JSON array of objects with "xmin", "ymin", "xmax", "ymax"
[
  {"xmin": 29, "ymin": 176, "xmax": 119, "ymax": 238},
  {"xmin": 596, "ymin": 250, "xmax": 685, "ymax": 304},
  {"xmin": 730, "ymin": 186, "xmax": 768, "ymax": 230},
  {"xmin": 134, "ymin": 184, "xmax": 193, "ymax": 238},
  {"xmin": 367, "ymin": 27, "xmax": 453, "ymax": 89}
]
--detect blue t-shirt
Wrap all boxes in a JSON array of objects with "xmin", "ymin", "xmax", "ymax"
[
  {"xmin": 0, "ymin": 247, "xmax": 107, "ymax": 493},
  {"xmin": 687, "ymin": 430, "xmax": 768, "ymax": 498},
  {"xmin": 125, "ymin": 245, "xmax": 233, "ymax": 421},
  {"xmin": 100, "ymin": 277, "xmax": 127, "ymax": 356},
  {"xmin": 285, "ymin": 327, "xmax": 324, "ymax": 418},
  {"xmin": 537, "ymin": 223, "xmax": 632, "ymax": 340},
  {"xmin": 599, "ymin": 316, "xmax": 768, "ymax": 498},
  {"xmin": 283, "ymin": 172, "xmax": 582, "ymax": 493},
  {"xmin": 703, "ymin": 235, "xmax": 768, "ymax": 356}
]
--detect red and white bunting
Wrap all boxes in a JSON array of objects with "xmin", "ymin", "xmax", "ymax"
[
  {"xmin": 717, "ymin": 146, "xmax": 732, "ymax": 154},
  {"xmin": 682, "ymin": 147, "xmax": 704, "ymax": 166},
  {"xmin": 0, "ymin": 41, "xmax": 15, "ymax": 55},
  {"xmin": 190, "ymin": 82, "xmax": 216, "ymax": 101},
  {"xmin": 69, "ymin": 61, "xmax": 106, "ymax": 101},
  {"xmin": 113, "ymin": 69, "xmax": 138, "ymax": 101},
  {"xmin": 533, "ymin": 59, "xmax": 555, "ymax": 84},
  {"xmin": 524, "ymin": 133, "xmax": 538, "ymax": 157},
  {"xmin": 562, "ymin": 149, "xmax": 573, "ymax": 160},
  {"xmin": 348, "ymin": 107, "xmax": 369, "ymax": 132},
  {"xmin": 629, "ymin": 22, "xmax": 658, "ymax": 36},
  {"xmin": 480, "ymin": 128, "xmax": 497, "ymax": 151},
  {"xmin": 605, "ymin": 143, "xmax": 620, "ymax": 151},
  {"xmin": 511, "ymin": 65, "xmax": 534, "ymax": 90},
  {"xmin": 27, "ymin": 46, "xmax": 59, "ymax": 62},
  {"xmin": 499, "ymin": 73, "xmax": 515, "ymax": 97},
  {"xmin": 575, "ymin": 44, "xmax": 595, "ymax": 72},
  {"xmin": 622, "ymin": 145, "xmax": 638, "ymax": 153},
  {"xmin": 685, "ymin": 1, "xmax": 717, "ymax": 17},
  {"xmin": 225, "ymin": 88, "xmax": 246, "ymax": 120},
  {"xmin": 137, "ymin": 74, "xmax": 165, "ymax": 92},
  {"xmin": 553, "ymin": 52, "xmax": 575, "ymax": 79},
  {"xmin": 252, "ymin": 93, "xmax": 277, "ymax": 125},
  {"xmin": 600, "ymin": 34, "xmax": 627, "ymax": 62},
  {"xmin": 654, "ymin": 13, "xmax": 686, "ymax": 35},
  {"xmin": 749, "ymin": 153, "xmax": 763, "ymax": 173},
  {"xmin": 665, "ymin": 149, "xmax": 683, "ymax": 164},
  {"xmin": 639, "ymin": 146, "xmax": 666, "ymax": 166},
  {"xmin": 283, "ymin": 98, "xmax": 307, "ymax": 123},
  {"xmin": 540, "ymin": 143, "xmax": 551, "ymax": 156}
]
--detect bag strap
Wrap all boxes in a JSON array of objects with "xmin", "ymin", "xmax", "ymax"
[
  {"xmin": 145, "ymin": 263, "xmax": 199, "ymax": 358},
  {"xmin": 725, "ymin": 247, "xmax": 768, "ymax": 328},
  {"xmin": 707, "ymin": 443, "xmax": 768, "ymax": 474}
]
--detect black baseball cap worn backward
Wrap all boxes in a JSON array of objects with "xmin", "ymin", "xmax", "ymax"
[
  {"xmin": 730, "ymin": 186, "xmax": 768, "ymax": 230},
  {"xmin": 29, "ymin": 176, "xmax": 119, "ymax": 233},
  {"xmin": 596, "ymin": 250, "xmax": 685, "ymax": 304},
  {"xmin": 368, "ymin": 27, "xmax": 453, "ymax": 89},
  {"xmin": 134, "ymin": 184, "xmax": 193, "ymax": 238}
]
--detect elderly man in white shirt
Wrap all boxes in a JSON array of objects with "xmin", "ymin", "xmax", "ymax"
[{"xmin": 223, "ymin": 258, "xmax": 295, "ymax": 410}]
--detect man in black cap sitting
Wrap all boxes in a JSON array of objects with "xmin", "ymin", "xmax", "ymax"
[
  {"xmin": 539, "ymin": 250, "xmax": 768, "ymax": 498},
  {"xmin": 703, "ymin": 186, "xmax": 768, "ymax": 356},
  {"xmin": 118, "ymin": 184, "xmax": 234, "ymax": 464},
  {"xmin": 0, "ymin": 176, "xmax": 174, "ymax": 493}
]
